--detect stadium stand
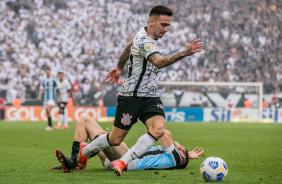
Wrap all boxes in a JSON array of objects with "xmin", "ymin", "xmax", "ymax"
[{"xmin": 0, "ymin": 0, "xmax": 281, "ymax": 106}]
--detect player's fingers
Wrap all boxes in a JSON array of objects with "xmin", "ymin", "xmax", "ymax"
[
  {"xmin": 180, "ymin": 152, "xmax": 185, "ymax": 158},
  {"xmin": 196, "ymin": 148, "xmax": 202, "ymax": 153},
  {"xmin": 198, "ymin": 150, "xmax": 204, "ymax": 156},
  {"xmin": 195, "ymin": 49, "xmax": 202, "ymax": 52},
  {"xmin": 193, "ymin": 38, "xmax": 200, "ymax": 44},
  {"xmin": 109, "ymin": 78, "xmax": 116, "ymax": 84},
  {"xmin": 105, "ymin": 77, "xmax": 110, "ymax": 83},
  {"xmin": 193, "ymin": 147, "xmax": 198, "ymax": 152},
  {"xmin": 106, "ymin": 77, "xmax": 114, "ymax": 84},
  {"xmin": 189, "ymin": 38, "xmax": 193, "ymax": 44},
  {"xmin": 196, "ymin": 42, "xmax": 204, "ymax": 48}
]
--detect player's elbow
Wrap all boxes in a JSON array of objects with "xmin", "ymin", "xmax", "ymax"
[{"xmin": 153, "ymin": 61, "xmax": 163, "ymax": 69}]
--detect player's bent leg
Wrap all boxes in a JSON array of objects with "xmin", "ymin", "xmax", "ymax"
[
  {"xmin": 74, "ymin": 115, "xmax": 106, "ymax": 142},
  {"xmin": 145, "ymin": 115, "xmax": 165, "ymax": 139},
  {"xmin": 108, "ymin": 126, "xmax": 129, "ymax": 146},
  {"xmin": 103, "ymin": 142, "xmax": 128, "ymax": 162}
]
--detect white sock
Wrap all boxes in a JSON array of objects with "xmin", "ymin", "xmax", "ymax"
[
  {"xmin": 57, "ymin": 114, "xmax": 63, "ymax": 126},
  {"xmin": 63, "ymin": 114, "xmax": 68, "ymax": 126},
  {"xmin": 120, "ymin": 133, "xmax": 157, "ymax": 165},
  {"xmin": 82, "ymin": 134, "xmax": 110, "ymax": 157}
]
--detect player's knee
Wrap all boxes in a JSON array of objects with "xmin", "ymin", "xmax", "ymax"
[
  {"xmin": 77, "ymin": 115, "xmax": 92, "ymax": 125},
  {"xmin": 97, "ymin": 131, "xmax": 108, "ymax": 136},
  {"xmin": 150, "ymin": 125, "xmax": 165, "ymax": 139}
]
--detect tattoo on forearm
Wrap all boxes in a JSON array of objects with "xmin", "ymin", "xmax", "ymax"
[
  {"xmin": 151, "ymin": 51, "xmax": 185, "ymax": 68},
  {"xmin": 117, "ymin": 41, "xmax": 133, "ymax": 70}
]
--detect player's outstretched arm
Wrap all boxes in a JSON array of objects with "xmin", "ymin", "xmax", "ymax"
[
  {"xmin": 105, "ymin": 40, "xmax": 133, "ymax": 84},
  {"xmin": 149, "ymin": 38, "xmax": 203, "ymax": 69}
]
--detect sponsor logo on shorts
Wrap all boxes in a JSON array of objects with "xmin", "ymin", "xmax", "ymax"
[
  {"xmin": 157, "ymin": 103, "xmax": 164, "ymax": 109},
  {"xmin": 121, "ymin": 113, "xmax": 132, "ymax": 126}
]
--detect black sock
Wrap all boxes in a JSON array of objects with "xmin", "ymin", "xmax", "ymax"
[
  {"xmin": 71, "ymin": 141, "xmax": 81, "ymax": 158},
  {"xmin": 48, "ymin": 117, "xmax": 52, "ymax": 127}
]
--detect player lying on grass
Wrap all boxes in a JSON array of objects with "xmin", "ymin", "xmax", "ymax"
[{"xmin": 52, "ymin": 115, "xmax": 204, "ymax": 172}]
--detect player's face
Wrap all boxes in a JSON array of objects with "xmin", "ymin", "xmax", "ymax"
[
  {"xmin": 151, "ymin": 15, "xmax": 171, "ymax": 39},
  {"xmin": 45, "ymin": 69, "xmax": 51, "ymax": 77},
  {"xmin": 58, "ymin": 73, "xmax": 64, "ymax": 81}
]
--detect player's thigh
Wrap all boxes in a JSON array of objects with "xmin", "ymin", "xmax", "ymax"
[
  {"xmin": 43, "ymin": 102, "xmax": 48, "ymax": 109},
  {"xmin": 139, "ymin": 97, "xmax": 166, "ymax": 133},
  {"xmin": 113, "ymin": 96, "xmax": 141, "ymax": 130},
  {"xmin": 58, "ymin": 102, "xmax": 67, "ymax": 112}
]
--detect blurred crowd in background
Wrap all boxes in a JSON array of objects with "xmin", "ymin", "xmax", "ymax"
[{"xmin": 0, "ymin": 0, "xmax": 281, "ymax": 106}]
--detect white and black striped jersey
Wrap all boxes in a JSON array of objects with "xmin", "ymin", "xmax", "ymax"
[
  {"xmin": 118, "ymin": 27, "xmax": 164, "ymax": 97},
  {"xmin": 57, "ymin": 80, "xmax": 71, "ymax": 102}
]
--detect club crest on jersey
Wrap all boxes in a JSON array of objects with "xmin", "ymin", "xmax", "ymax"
[
  {"xmin": 121, "ymin": 113, "xmax": 132, "ymax": 126},
  {"xmin": 144, "ymin": 43, "xmax": 153, "ymax": 51}
]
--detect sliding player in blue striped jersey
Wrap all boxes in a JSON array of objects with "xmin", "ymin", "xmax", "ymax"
[
  {"xmin": 52, "ymin": 115, "xmax": 204, "ymax": 172},
  {"xmin": 38, "ymin": 67, "xmax": 58, "ymax": 131}
]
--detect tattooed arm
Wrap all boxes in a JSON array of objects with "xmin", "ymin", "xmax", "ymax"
[
  {"xmin": 105, "ymin": 40, "xmax": 133, "ymax": 84},
  {"xmin": 149, "ymin": 38, "xmax": 203, "ymax": 69},
  {"xmin": 117, "ymin": 40, "xmax": 133, "ymax": 70}
]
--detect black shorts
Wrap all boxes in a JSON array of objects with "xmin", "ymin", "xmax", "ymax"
[
  {"xmin": 58, "ymin": 102, "xmax": 68, "ymax": 110},
  {"xmin": 114, "ymin": 96, "xmax": 165, "ymax": 130}
]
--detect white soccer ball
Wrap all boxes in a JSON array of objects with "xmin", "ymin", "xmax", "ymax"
[{"xmin": 200, "ymin": 157, "xmax": 228, "ymax": 182}]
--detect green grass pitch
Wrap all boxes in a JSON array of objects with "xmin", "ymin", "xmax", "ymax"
[{"xmin": 0, "ymin": 121, "xmax": 281, "ymax": 184}]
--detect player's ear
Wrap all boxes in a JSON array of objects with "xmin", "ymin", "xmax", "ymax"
[{"xmin": 149, "ymin": 17, "xmax": 155, "ymax": 26}]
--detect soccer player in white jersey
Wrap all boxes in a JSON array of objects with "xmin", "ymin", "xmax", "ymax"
[
  {"xmin": 52, "ymin": 115, "xmax": 204, "ymax": 172},
  {"xmin": 55, "ymin": 72, "xmax": 73, "ymax": 130},
  {"xmin": 38, "ymin": 67, "xmax": 58, "ymax": 131},
  {"xmin": 76, "ymin": 5, "xmax": 203, "ymax": 176}
]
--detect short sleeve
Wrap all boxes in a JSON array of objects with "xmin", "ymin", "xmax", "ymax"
[{"xmin": 139, "ymin": 39, "xmax": 160, "ymax": 60}]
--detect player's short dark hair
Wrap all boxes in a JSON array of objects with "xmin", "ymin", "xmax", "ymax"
[
  {"xmin": 176, "ymin": 149, "xmax": 189, "ymax": 169},
  {"xmin": 45, "ymin": 67, "xmax": 51, "ymax": 71},
  {"xmin": 149, "ymin": 5, "xmax": 173, "ymax": 17},
  {"xmin": 58, "ymin": 71, "xmax": 64, "ymax": 75}
]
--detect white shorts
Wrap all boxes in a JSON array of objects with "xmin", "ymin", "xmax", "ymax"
[{"xmin": 43, "ymin": 100, "xmax": 56, "ymax": 109}]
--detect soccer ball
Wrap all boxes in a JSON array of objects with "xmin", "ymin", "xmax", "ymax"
[{"xmin": 200, "ymin": 157, "xmax": 228, "ymax": 182}]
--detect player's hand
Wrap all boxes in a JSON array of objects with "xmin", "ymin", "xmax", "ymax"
[
  {"xmin": 105, "ymin": 67, "xmax": 121, "ymax": 84},
  {"xmin": 174, "ymin": 141, "xmax": 186, "ymax": 158},
  {"xmin": 188, "ymin": 147, "xmax": 204, "ymax": 159},
  {"xmin": 184, "ymin": 38, "xmax": 203, "ymax": 56}
]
